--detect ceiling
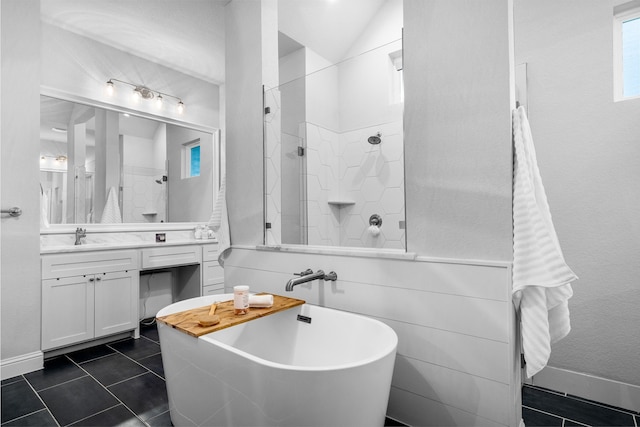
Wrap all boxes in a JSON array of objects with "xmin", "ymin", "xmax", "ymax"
[
  {"xmin": 41, "ymin": 0, "xmax": 228, "ymax": 84},
  {"xmin": 39, "ymin": 0, "xmax": 388, "ymax": 145},
  {"xmin": 40, "ymin": 0, "xmax": 386, "ymax": 85}
]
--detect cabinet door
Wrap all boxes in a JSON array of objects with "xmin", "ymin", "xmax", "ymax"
[
  {"xmin": 94, "ymin": 271, "xmax": 139, "ymax": 338},
  {"xmin": 42, "ymin": 276, "xmax": 94, "ymax": 350}
]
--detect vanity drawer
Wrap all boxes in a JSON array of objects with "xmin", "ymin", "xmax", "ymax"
[
  {"xmin": 42, "ymin": 250, "xmax": 138, "ymax": 280},
  {"xmin": 141, "ymin": 245, "xmax": 201, "ymax": 270},
  {"xmin": 202, "ymin": 243, "xmax": 219, "ymax": 262},
  {"xmin": 203, "ymin": 261, "xmax": 224, "ymax": 287},
  {"xmin": 202, "ymin": 284, "xmax": 225, "ymax": 296}
]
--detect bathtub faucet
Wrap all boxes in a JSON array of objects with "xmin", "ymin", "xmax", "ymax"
[{"xmin": 285, "ymin": 269, "xmax": 338, "ymax": 291}]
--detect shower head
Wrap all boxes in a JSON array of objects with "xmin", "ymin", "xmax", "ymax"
[
  {"xmin": 367, "ymin": 132, "xmax": 382, "ymax": 145},
  {"xmin": 155, "ymin": 180, "xmax": 163, "ymax": 184}
]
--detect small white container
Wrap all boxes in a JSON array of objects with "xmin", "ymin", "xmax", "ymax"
[{"xmin": 234, "ymin": 285, "xmax": 249, "ymax": 315}]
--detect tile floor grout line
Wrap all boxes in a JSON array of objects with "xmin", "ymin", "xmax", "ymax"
[
  {"xmin": 564, "ymin": 417, "xmax": 591, "ymax": 427},
  {"xmin": 522, "ymin": 404, "xmax": 564, "ymax": 422},
  {"xmin": 21, "ymin": 374, "xmax": 62, "ymax": 427},
  {"xmin": 2, "ymin": 407, "xmax": 59, "ymax": 427},
  {"xmin": 64, "ymin": 354, "xmax": 147, "ymax": 426},
  {"xmin": 145, "ymin": 408, "xmax": 171, "ymax": 425},
  {"xmin": 30, "ymin": 373, "xmax": 90, "ymax": 393},
  {"xmin": 73, "ymin": 351, "xmax": 118, "ymax": 366},
  {"xmin": 66, "ymin": 403, "xmax": 121, "ymax": 426},
  {"xmin": 105, "ymin": 371, "xmax": 149, "ymax": 388},
  {"xmin": 106, "ymin": 338, "xmax": 165, "ymax": 381}
]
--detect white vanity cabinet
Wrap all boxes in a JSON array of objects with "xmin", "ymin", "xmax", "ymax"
[
  {"xmin": 202, "ymin": 243, "xmax": 224, "ymax": 295},
  {"xmin": 41, "ymin": 250, "xmax": 139, "ymax": 351}
]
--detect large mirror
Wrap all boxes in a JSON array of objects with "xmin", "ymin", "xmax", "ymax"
[
  {"xmin": 265, "ymin": 0, "xmax": 405, "ymax": 250},
  {"xmin": 40, "ymin": 95, "xmax": 219, "ymax": 226}
]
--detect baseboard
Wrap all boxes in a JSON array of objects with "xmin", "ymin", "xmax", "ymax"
[
  {"xmin": 1, "ymin": 351, "xmax": 44, "ymax": 380},
  {"xmin": 532, "ymin": 366, "xmax": 640, "ymax": 413}
]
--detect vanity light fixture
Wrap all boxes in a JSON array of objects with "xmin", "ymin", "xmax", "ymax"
[
  {"xmin": 105, "ymin": 78, "xmax": 185, "ymax": 114},
  {"xmin": 40, "ymin": 154, "xmax": 67, "ymax": 163}
]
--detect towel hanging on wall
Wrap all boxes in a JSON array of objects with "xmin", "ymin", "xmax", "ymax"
[
  {"xmin": 208, "ymin": 176, "xmax": 231, "ymax": 266},
  {"xmin": 512, "ymin": 106, "xmax": 578, "ymax": 379},
  {"xmin": 100, "ymin": 186, "xmax": 122, "ymax": 224}
]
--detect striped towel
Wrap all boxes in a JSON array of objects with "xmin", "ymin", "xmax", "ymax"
[
  {"xmin": 100, "ymin": 186, "xmax": 122, "ymax": 224},
  {"xmin": 207, "ymin": 176, "xmax": 231, "ymax": 266},
  {"xmin": 512, "ymin": 106, "xmax": 577, "ymax": 378}
]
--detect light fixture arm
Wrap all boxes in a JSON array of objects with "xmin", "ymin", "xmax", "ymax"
[{"xmin": 106, "ymin": 78, "xmax": 184, "ymax": 112}]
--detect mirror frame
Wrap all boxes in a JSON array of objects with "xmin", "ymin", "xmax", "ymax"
[{"xmin": 40, "ymin": 86, "xmax": 221, "ymax": 234}]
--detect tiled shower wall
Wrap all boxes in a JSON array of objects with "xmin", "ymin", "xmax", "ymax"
[
  {"xmin": 122, "ymin": 165, "xmax": 166, "ymax": 223},
  {"xmin": 306, "ymin": 120, "xmax": 405, "ymax": 248}
]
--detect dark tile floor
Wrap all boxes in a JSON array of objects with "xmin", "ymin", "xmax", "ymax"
[
  {"xmin": 522, "ymin": 385, "xmax": 639, "ymax": 427},
  {"xmin": 1, "ymin": 323, "xmax": 167, "ymax": 427},
  {"xmin": 2, "ymin": 322, "xmax": 638, "ymax": 426}
]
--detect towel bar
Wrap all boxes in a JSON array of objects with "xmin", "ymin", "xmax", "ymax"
[{"xmin": 1, "ymin": 207, "xmax": 22, "ymax": 217}]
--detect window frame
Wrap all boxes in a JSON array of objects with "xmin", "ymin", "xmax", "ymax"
[
  {"xmin": 182, "ymin": 139, "xmax": 201, "ymax": 178},
  {"xmin": 613, "ymin": 7, "xmax": 640, "ymax": 101}
]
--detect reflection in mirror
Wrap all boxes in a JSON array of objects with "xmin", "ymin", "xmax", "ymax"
[
  {"xmin": 40, "ymin": 96, "xmax": 218, "ymax": 226},
  {"xmin": 264, "ymin": 39, "xmax": 405, "ymax": 250}
]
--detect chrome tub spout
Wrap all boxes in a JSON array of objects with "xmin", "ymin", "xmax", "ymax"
[{"xmin": 285, "ymin": 269, "xmax": 338, "ymax": 291}]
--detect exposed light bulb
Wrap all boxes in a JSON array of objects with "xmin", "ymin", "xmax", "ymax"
[
  {"xmin": 155, "ymin": 95, "xmax": 164, "ymax": 109},
  {"xmin": 106, "ymin": 80, "xmax": 115, "ymax": 96},
  {"xmin": 177, "ymin": 101, "xmax": 185, "ymax": 114},
  {"xmin": 132, "ymin": 88, "xmax": 142, "ymax": 103}
]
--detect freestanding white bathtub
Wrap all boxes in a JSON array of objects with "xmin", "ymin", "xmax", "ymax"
[{"xmin": 157, "ymin": 294, "xmax": 398, "ymax": 427}]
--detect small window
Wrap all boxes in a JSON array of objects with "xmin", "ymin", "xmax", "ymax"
[
  {"xmin": 182, "ymin": 139, "xmax": 201, "ymax": 178},
  {"xmin": 614, "ymin": 7, "xmax": 640, "ymax": 100}
]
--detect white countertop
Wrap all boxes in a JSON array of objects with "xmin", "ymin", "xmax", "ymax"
[{"xmin": 41, "ymin": 239, "xmax": 217, "ymax": 254}]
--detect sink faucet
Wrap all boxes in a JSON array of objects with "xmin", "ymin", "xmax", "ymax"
[
  {"xmin": 74, "ymin": 227, "xmax": 86, "ymax": 245},
  {"xmin": 285, "ymin": 269, "xmax": 338, "ymax": 291}
]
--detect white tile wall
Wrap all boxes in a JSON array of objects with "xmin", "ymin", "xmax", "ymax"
[
  {"xmin": 122, "ymin": 165, "xmax": 166, "ymax": 223},
  {"xmin": 305, "ymin": 121, "xmax": 405, "ymax": 249},
  {"xmin": 224, "ymin": 248, "xmax": 521, "ymax": 427}
]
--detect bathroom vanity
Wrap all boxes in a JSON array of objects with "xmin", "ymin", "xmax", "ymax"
[{"xmin": 40, "ymin": 240, "xmax": 221, "ymax": 352}]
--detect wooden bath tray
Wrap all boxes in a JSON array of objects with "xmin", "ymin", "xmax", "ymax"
[{"xmin": 156, "ymin": 294, "xmax": 305, "ymax": 337}]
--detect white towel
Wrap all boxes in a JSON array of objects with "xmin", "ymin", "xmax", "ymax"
[
  {"xmin": 40, "ymin": 190, "xmax": 50, "ymax": 228},
  {"xmin": 208, "ymin": 176, "xmax": 231, "ymax": 266},
  {"xmin": 100, "ymin": 186, "xmax": 122, "ymax": 224},
  {"xmin": 512, "ymin": 106, "xmax": 577, "ymax": 379},
  {"xmin": 249, "ymin": 294, "xmax": 274, "ymax": 308}
]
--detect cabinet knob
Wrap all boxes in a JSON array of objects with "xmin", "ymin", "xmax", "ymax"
[
  {"xmin": 96, "ymin": 277, "xmax": 102, "ymax": 281},
  {"xmin": 89, "ymin": 278, "xmax": 95, "ymax": 282}
]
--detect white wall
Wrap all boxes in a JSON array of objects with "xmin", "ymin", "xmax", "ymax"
[
  {"xmin": 225, "ymin": 0, "xmax": 266, "ymax": 246},
  {"xmin": 1, "ymin": 0, "xmax": 43, "ymax": 377},
  {"xmin": 41, "ymin": 23, "xmax": 219, "ymax": 130},
  {"xmin": 515, "ymin": 0, "xmax": 640, "ymax": 388},
  {"xmin": 226, "ymin": 1, "xmax": 519, "ymax": 425},
  {"xmin": 404, "ymin": 0, "xmax": 514, "ymax": 261}
]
